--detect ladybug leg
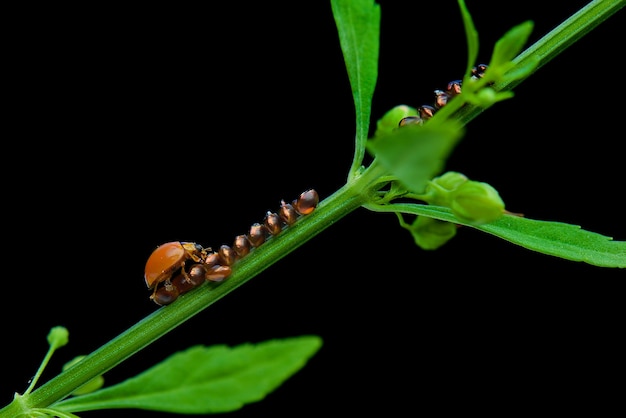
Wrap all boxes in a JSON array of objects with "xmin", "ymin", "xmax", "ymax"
[
  {"xmin": 179, "ymin": 260, "xmax": 207, "ymax": 287},
  {"xmin": 179, "ymin": 260, "xmax": 192, "ymax": 283},
  {"xmin": 150, "ymin": 284, "xmax": 159, "ymax": 300},
  {"xmin": 188, "ymin": 252, "xmax": 204, "ymax": 263}
]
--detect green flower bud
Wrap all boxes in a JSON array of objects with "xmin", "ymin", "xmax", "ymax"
[
  {"xmin": 469, "ymin": 86, "xmax": 515, "ymax": 107},
  {"xmin": 423, "ymin": 171, "xmax": 468, "ymax": 206},
  {"xmin": 430, "ymin": 171, "xmax": 468, "ymax": 191},
  {"xmin": 374, "ymin": 104, "xmax": 417, "ymax": 137},
  {"xmin": 47, "ymin": 326, "xmax": 69, "ymax": 349},
  {"xmin": 63, "ymin": 355, "xmax": 105, "ymax": 395},
  {"xmin": 411, "ymin": 216, "xmax": 457, "ymax": 250},
  {"xmin": 450, "ymin": 180, "xmax": 505, "ymax": 225},
  {"xmin": 473, "ymin": 86, "xmax": 497, "ymax": 107}
]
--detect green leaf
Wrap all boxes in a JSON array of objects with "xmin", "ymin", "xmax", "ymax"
[
  {"xmin": 457, "ymin": 0, "xmax": 479, "ymax": 76},
  {"xmin": 53, "ymin": 336, "xmax": 323, "ymax": 414},
  {"xmin": 366, "ymin": 122, "xmax": 465, "ymax": 193},
  {"xmin": 331, "ymin": 0, "xmax": 381, "ymax": 176},
  {"xmin": 367, "ymin": 203, "xmax": 626, "ymax": 268},
  {"xmin": 489, "ymin": 20, "xmax": 534, "ymax": 69},
  {"xmin": 477, "ymin": 214, "xmax": 626, "ymax": 268}
]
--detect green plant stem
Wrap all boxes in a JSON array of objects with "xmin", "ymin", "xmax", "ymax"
[
  {"xmin": 454, "ymin": 0, "xmax": 625, "ymax": 125},
  {"xmin": 2, "ymin": 1, "xmax": 624, "ymax": 415},
  {"xmin": 23, "ymin": 344, "xmax": 56, "ymax": 396},
  {"xmin": 0, "ymin": 161, "xmax": 388, "ymax": 417}
]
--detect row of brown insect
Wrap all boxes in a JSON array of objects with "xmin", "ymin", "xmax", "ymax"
[
  {"xmin": 145, "ymin": 189, "xmax": 320, "ymax": 306},
  {"xmin": 145, "ymin": 67, "xmax": 486, "ymax": 306},
  {"xmin": 398, "ymin": 64, "xmax": 488, "ymax": 127}
]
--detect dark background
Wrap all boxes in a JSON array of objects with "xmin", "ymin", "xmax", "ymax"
[{"xmin": 3, "ymin": 1, "xmax": 624, "ymax": 416}]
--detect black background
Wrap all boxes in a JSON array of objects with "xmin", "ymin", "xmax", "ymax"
[{"xmin": 3, "ymin": 1, "xmax": 624, "ymax": 416}]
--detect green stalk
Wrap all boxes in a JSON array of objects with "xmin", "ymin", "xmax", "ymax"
[
  {"xmin": 2, "ymin": 1, "xmax": 623, "ymax": 416},
  {"xmin": 0, "ymin": 163, "xmax": 388, "ymax": 417}
]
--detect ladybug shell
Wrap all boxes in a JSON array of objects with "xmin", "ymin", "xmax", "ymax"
[{"xmin": 144, "ymin": 241, "xmax": 197, "ymax": 289}]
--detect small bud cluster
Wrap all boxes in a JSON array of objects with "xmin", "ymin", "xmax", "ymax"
[{"xmin": 425, "ymin": 171, "xmax": 505, "ymax": 225}]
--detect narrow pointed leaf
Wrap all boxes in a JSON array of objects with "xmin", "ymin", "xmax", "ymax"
[
  {"xmin": 365, "ymin": 203, "xmax": 626, "ymax": 268},
  {"xmin": 54, "ymin": 336, "xmax": 323, "ymax": 414},
  {"xmin": 331, "ymin": 0, "xmax": 381, "ymax": 174},
  {"xmin": 490, "ymin": 20, "xmax": 534, "ymax": 68},
  {"xmin": 457, "ymin": 0, "xmax": 479, "ymax": 75},
  {"xmin": 477, "ymin": 214, "xmax": 626, "ymax": 268}
]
